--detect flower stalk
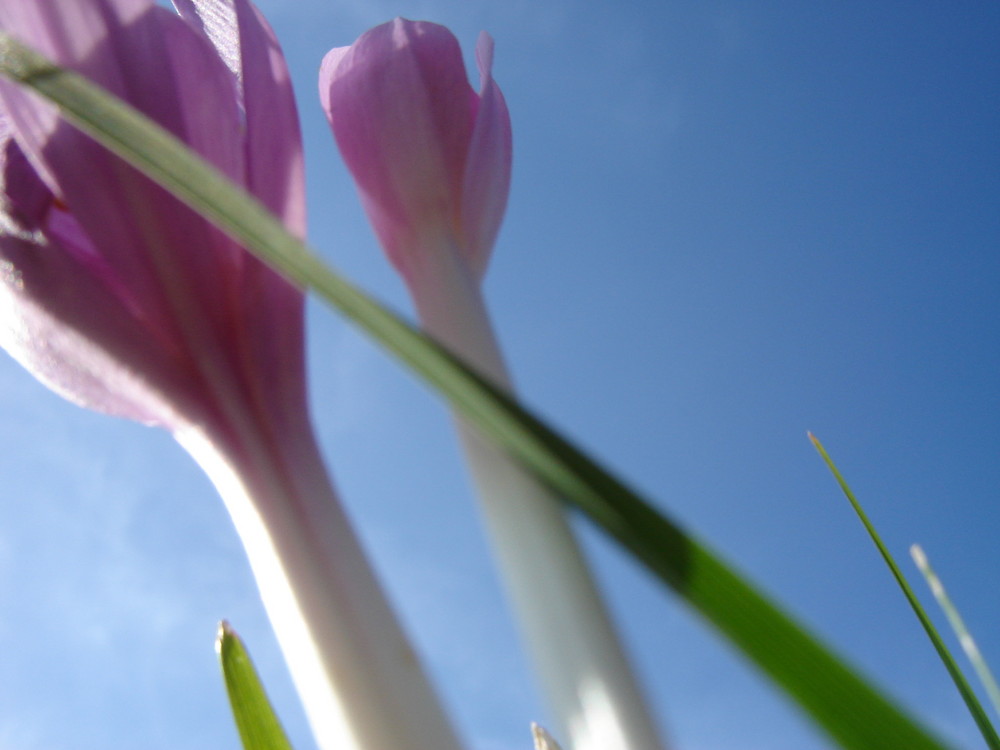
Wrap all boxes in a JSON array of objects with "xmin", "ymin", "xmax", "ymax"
[
  {"xmin": 178, "ymin": 416, "xmax": 463, "ymax": 750},
  {"xmin": 412, "ymin": 236, "xmax": 667, "ymax": 750}
]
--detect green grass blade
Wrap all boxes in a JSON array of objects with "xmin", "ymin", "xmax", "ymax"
[
  {"xmin": 217, "ymin": 621, "xmax": 295, "ymax": 750},
  {"xmin": 912, "ymin": 544, "xmax": 1000, "ymax": 721},
  {"xmin": 810, "ymin": 434, "xmax": 1000, "ymax": 749},
  {"xmin": 0, "ymin": 37, "xmax": 955, "ymax": 750}
]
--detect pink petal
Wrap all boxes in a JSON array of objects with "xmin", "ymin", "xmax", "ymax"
[
  {"xmin": 0, "ymin": 7, "xmax": 247, "ymax": 371},
  {"xmin": 460, "ymin": 32, "xmax": 513, "ymax": 279},
  {"xmin": 320, "ymin": 18, "xmax": 476, "ymax": 282},
  {"xmin": 0, "ymin": 230, "xmax": 205, "ymax": 427},
  {"xmin": 172, "ymin": 0, "xmax": 243, "ymax": 76},
  {"xmin": 171, "ymin": 0, "xmax": 308, "ymax": 415},
  {"xmin": 0, "ymin": 1, "xmax": 148, "ymax": 79},
  {"xmin": 1, "ymin": 120, "xmax": 52, "ymax": 229},
  {"xmin": 0, "ymin": 0, "xmax": 308, "ymax": 434},
  {"xmin": 175, "ymin": 0, "xmax": 306, "ymax": 238}
]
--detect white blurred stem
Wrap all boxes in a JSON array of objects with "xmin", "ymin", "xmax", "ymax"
[
  {"xmin": 176, "ymin": 414, "xmax": 464, "ymax": 750},
  {"xmin": 409, "ymin": 241, "xmax": 668, "ymax": 750}
]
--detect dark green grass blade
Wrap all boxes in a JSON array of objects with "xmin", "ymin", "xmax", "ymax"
[
  {"xmin": 912, "ymin": 544, "xmax": 1000, "ymax": 721},
  {"xmin": 217, "ymin": 621, "xmax": 295, "ymax": 750},
  {"xmin": 810, "ymin": 434, "xmax": 1000, "ymax": 749},
  {"xmin": 0, "ymin": 37, "xmax": 954, "ymax": 750}
]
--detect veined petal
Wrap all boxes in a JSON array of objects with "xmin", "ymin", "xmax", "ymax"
[
  {"xmin": 168, "ymin": 0, "xmax": 308, "ymax": 434},
  {"xmin": 0, "ymin": 230, "xmax": 204, "ymax": 427},
  {"xmin": 0, "ymin": 1, "xmax": 147, "ymax": 89},
  {"xmin": 219, "ymin": 0, "xmax": 309, "ymax": 426},
  {"xmin": 0, "ymin": 0, "xmax": 308, "ymax": 439},
  {"xmin": 236, "ymin": 0, "xmax": 306, "ymax": 239},
  {"xmin": 0, "ymin": 1, "xmax": 149, "ymax": 193},
  {"xmin": 320, "ymin": 18, "xmax": 476, "ymax": 282},
  {"xmin": 460, "ymin": 32, "xmax": 512, "ymax": 280},
  {"xmin": 0, "ymin": 5, "xmax": 244, "ymax": 317},
  {"xmin": 0, "ymin": 121, "xmax": 205, "ymax": 426},
  {"xmin": 172, "ymin": 0, "xmax": 242, "ymax": 77},
  {"xmin": 174, "ymin": 0, "xmax": 306, "ymax": 238},
  {"xmin": 0, "ymin": 4, "xmax": 268, "ymax": 417}
]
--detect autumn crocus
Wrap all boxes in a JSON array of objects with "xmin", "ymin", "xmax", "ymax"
[
  {"xmin": 0, "ymin": 3, "xmax": 463, "ymax": 750},
  {"xmin": 321, "ymin": 18, "xmax": 668, "ymax": 750}
]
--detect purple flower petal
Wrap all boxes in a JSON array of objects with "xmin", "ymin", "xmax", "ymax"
[
  {"xmin": 320, "ymin": 18, "xmax": 495, "ymax": 284},
  {"xmin": 172, "ymin": 0, "xmax": 308, "ymax": 423},
  {"xmin": 460, "ymin": 32, "xmax": 513, "ymax": 279},
  {"xmin": 0, "ymin": 226, "xmax": 204, "ymax": 426},
  {"xmin": 175, "ymin": 0, "xmax": 306, "ymax": 238},
  {"xmin": 0, "ymin": 0, "xmax": 307, "ymax": 435}
]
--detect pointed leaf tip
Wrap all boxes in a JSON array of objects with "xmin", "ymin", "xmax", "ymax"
[
  {"xmin": 216, "ymin": 619, "xmax": 236, "ymax": 654},
  {"xmin": 218, "ymin": 620, "xmax": 295, "ymax": 750}
]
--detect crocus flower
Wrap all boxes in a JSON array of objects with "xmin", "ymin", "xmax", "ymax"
[
  {"xmin": 320, "ymin": 18, "xmax": 511, "ymax": 298},
  {"xmin": 321, "ymin": 18, "xmax": 668, "ymax": 750},
  {"xmin": 0, "ymin": 4, "xmax": 462, "ymax": 750}
]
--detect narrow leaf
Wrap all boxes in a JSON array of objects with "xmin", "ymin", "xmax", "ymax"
[
  {"xmin": 810, "ymin": 434, "xmax": 1000, "ymax": 749},
  {"xmin": 0, "ymin": 37, "xmax": 955, "ymax": 750},
  {"xmin": 217, "ymin": 621, "xmax": 295, "ymax": 750},
  {"xmin": 912, "ymin": 544, "xmax": 1000, "ymax": 721}
]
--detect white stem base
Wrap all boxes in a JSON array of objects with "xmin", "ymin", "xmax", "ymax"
[
  {"xmin": 409, "ymin": 242, "xmax": 668, "ymax": 750},
  {"xmin": 177, "ymin": 421, "xmax": 464, "ymax": 750}
]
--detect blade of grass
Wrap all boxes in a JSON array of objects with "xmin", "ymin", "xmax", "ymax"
[
  {"xmin": 912, "ymin": 544, "xmax": 1000, "ymax": 721},
  {"xmin": 810, "ymin": 434, "xmax": 1000, "ymax": 749},
  {"xmin": 0, "ymin": 36, "xmax": 955, "ymax": 750},
  {"xmin": 217, "ymin": 621, "xmax": 295, "ymax": 750}
]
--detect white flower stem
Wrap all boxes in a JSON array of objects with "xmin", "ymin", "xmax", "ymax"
[
  {"xmin": 176, "ymin": 411, "xmax": 464, "ymax": 750},
  {"xmin": 409, "ymin": 243, "xmax": 668, "ymax": 750}
]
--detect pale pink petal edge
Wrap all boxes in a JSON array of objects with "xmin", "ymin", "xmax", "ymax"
[{"xmin": 460, "ymin": 32, "xmax": 512, "ymax": 279}]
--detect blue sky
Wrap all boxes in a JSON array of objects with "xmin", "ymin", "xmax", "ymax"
[{"xmin": 1, "ymin": 2, "xmax": 999, "ymax": 749}]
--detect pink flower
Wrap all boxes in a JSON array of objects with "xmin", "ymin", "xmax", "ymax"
[
  {"xmin": 0, "ymin": 5, "xmax": 464, "ymax": 750},
  {"xmin": 320, "ymin": 18, "xmax": 512, "ymax": 288},
  {"xmin": 321, "ymin": 20, "xmax": 667, "ymax": 750},
  {"xmin": 0, "ymin": 0, "xmax": 306, "ymax": 437}
]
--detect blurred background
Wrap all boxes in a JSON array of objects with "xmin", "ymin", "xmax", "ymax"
[{"xmin": 1, "ymin": 2, "xmax": 998, "ymax": 749}]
